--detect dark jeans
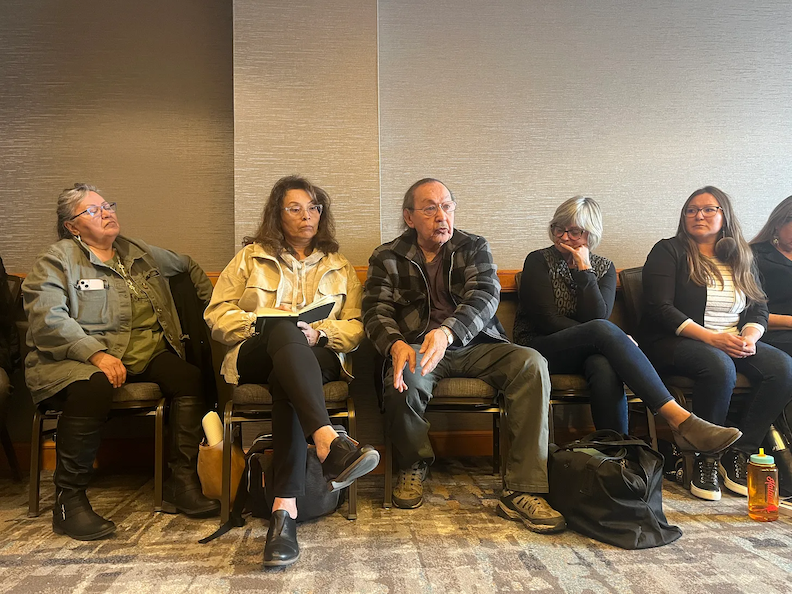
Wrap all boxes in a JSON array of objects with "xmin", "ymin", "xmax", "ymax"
[
  {"xmin": 649, "ymin": 336, "xmax": 792, "ymax": 453},
  {"xmin": 47, "ymin": 351, "xmax": 204, "ymax": 419},
  {"xmin": 529, "ymin": 319, "xmax": 674, "ymax": 434},
  {"xmin": 237, "ymin": 319, "xmax": 340, "ymax": 498}
]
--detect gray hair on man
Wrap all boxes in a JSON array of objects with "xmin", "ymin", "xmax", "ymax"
[
  {"xmin": 548, "ymin": 196, "xmax": 603, "ymax": 250},
  {"xmin": 56, "ymin": 183, "xmax": 101, "ymax": 240}
]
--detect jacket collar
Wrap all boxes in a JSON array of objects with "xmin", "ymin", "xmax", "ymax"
[
  {"xmin": 71, "ymin": 234, "xmax": 145, "ymax": 267},
  {"xmin": 246, "ymin": 242, "xmax": 345, "ymax": 271},
  {"xmin": 388, "ymin": 228, "xmax": 473, "ymax": 262},
  {"xmin": 754, "ymin": 240, "xmax": 792, "ymax": 267}
]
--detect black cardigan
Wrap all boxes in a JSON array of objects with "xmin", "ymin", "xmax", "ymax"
[
  {"xmin": 638, "ymin": 237, "xmax": 768, "ymax": 365},
  {"xmin": 513, "ymin": 247, "xmax": 616, "ymax": 346},
  {"xmin": 753, "ymin": 241, "xmax": 792, "ymax": 316}
]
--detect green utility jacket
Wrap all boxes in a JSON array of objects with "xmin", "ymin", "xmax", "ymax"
[{"xmin": 22, "ymin": 236, "xmax": 212, "ymax": 403}]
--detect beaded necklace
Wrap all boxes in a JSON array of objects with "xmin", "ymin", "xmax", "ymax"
[{"xmin": 111, "ymin": 256, "xmax": 144, "ymax": 299}]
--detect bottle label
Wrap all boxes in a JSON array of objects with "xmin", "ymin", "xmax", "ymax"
[{"xmin": 765, "ymin": 475, "xmax": 777, "ymax": 502}]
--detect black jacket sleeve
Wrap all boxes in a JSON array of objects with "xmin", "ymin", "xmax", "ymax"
[
  {"xmin": 642, "ymin": 239, "xmax": 690, "ymax": 334},
  {"xmin": 574, "ymin": 263, "xmax": 616, "ymax": 321}
]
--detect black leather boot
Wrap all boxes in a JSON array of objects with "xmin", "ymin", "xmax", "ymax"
[
  {"xmin": 52, "ymin": 416, "xmax": 115, "ymax": 540},
  {"xmin": 161, "ymin": 396, "xmax": 220, "ymax": 517}
]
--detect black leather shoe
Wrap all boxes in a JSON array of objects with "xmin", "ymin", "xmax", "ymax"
[
  {"xmin": 52, "ymin": 488, "xmax": 116, "ymax": 541},
  {"xmin": 263, "ymin": 510, "xmax": 300, "ymax": 568},
  {"xmin": 321, "ymin": 434, "xmax": 381, "ymax": 491}
]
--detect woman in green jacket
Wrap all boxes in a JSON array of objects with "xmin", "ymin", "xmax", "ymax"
[{"xmin": 23, "ymin": 183, "xmax": 219, "ymax": 541}]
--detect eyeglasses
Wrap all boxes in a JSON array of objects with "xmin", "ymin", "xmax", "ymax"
[
  {"xmin": 283, "ymin": 204, "xmax": 323, "ymax": 218},
  {"xmin": 70, "ymin": 202, "xmax": 117, "ymax": 220},
  {"xmin": 551, "ymin": 225, "xmax": 586, "ymax": 240},
  {"xmin": 684, "ymin": 205, "xmax": 723, "ymax": 218},
  {"xmin": 408, "ymin": 201, "xmax": 457, "ymax": 217}
]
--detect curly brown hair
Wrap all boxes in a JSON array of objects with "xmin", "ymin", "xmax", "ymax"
[{"xmin": 243, "ymin": 175, "xmax": 339, "ymax": 255}]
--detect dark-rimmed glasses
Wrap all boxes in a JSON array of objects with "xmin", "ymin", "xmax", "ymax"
[
  {"xmin": 551, "ymin": 225, "xmax": 585, "ymax": 240},
  {"xmin": 684, "ymin": 206, "xmax": 722, "ymax": 218}
]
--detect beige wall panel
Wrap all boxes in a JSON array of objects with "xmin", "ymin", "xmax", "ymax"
[
  {"xmin": 233, "ymin": 1, "xmax": 381, "ymax": 265},
  {"xmin": 378, "ymin": 1, "xmax": 792, "ymax": 269},
  {"xmin": 0, "ymin": 0, "xmax": 234, "ymax": 273}
]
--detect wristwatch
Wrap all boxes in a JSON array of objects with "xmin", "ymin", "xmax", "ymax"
[
  {"xmin": 440, "ymin": 326, "xmax": 454, "ymax": 346},
  {"xmin": 316, "ymin": 330, "xmax": 329, "ymax": 348}
]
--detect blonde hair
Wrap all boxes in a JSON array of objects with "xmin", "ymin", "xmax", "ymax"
[
  {"xmin": 548, "ymin": 196, "xmax": 603, "ymax": 249},
  {"xmin": 676, "ymin": 186, "xmax": 765, "ymax": 304}
]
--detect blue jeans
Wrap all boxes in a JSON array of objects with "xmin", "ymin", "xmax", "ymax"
[
  {"xmin": 529, "ymin": 319, "xmax": 674, "ymax": 434},
  {"xmin": 650, "ymin": 337, "xmax": 792, "ymax": 454}
]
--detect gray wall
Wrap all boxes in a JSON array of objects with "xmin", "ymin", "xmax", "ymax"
[
  {"xmin": 0, "ymin": 0, "xmax": 235, "ymax": 273},
  {"xmin": 378, "ymin": 1, "xmax": 792, "ymax": 269},
  {"xmin": 233, "ymin": 0, "xmax": 381, "ymax": 265}
]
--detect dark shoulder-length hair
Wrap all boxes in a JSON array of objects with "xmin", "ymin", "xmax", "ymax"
[
  {"xmin": 675, "ymin": 185, "xmax": 764, "ymax": 304},
  {"xmin": 243, "ymin": 175, "xmax": 339, "ymax": 255},
  {"xmin": 751, "ymin": 195, "xmax": 792, "ymax": 245}
]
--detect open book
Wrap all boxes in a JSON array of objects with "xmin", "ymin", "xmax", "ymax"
[{"xmin": 254, "ymin": 295, "xmax": 336, "ymax": 333}]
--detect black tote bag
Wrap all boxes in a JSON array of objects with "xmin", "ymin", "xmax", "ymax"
[{"xmin": 548, "ymin": 430, "xmax": 682, "ymax": 549}]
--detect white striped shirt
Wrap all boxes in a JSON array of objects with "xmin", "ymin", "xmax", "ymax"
[{"xmin": 703, "ymin": 259, "xmax": 744, "ymax": 334}]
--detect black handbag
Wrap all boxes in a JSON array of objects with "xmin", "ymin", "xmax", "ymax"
[
  {"xmin": 548, "ymin": 430, "xmax": 682, "ymax": 550},
  {"xmin": 199, "ymin": 432, "xmax": 343, "ymax": 544}
]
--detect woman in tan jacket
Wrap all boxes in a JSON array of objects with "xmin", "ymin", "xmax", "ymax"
[{"xmin": 205, "ymin": 175, "xmax": 379, "ymax": 568}]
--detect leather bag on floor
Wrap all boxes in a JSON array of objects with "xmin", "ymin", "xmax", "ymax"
[
  {"xmin": 548, "ymin": 430, "xmax": 682, "ymax": 549},
  {"xmin": 197, "ymin": 439, "xmax": 245, "ymax": 503}
]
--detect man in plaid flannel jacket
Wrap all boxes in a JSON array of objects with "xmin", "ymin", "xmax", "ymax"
[{"xmin": 363, "ymin": 179, "xmax": 565, "ymax": 534}]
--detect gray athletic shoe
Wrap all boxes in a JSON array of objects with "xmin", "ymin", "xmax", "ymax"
[
  {"xmin": 497, "ymin": 490, "xmax": 566, "ymax": 533},
  {"xmin": 393, "ymin": 461, "xmax": 428, "ymax": 509}
]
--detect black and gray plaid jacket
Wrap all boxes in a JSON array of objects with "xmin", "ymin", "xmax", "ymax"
[{"xmin": 363, "ymin": 228, "xmax": 508, "ymax": 357}]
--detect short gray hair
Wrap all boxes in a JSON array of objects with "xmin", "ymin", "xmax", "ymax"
[
  {"xmin": 548, "ymin": 196, "xmax": 603, "ymax": 249},
  {"xmin": 56, "ymin": 183, "xmax": 100, "ymax": 240}
]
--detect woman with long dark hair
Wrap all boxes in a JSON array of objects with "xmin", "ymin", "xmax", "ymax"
[
  {"xmin": 205, "ymin": 175, "xmax": 379, "ymax": 567},
  {"xmin": 639, "ymin": 186, "xmax": 792, "ymax": 501}
]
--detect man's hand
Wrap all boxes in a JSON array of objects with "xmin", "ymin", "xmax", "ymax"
[
  {"xmin": 557, "ymin": 242, "xmax": 591, "ymax": 271},
  {"xmin": 706, "ymin": 331, "xmax": 752, "ymax": 358},
  {"xmin": 419, "ymin": 328, "xmax": 449, "ymax": 376},
  {"xmin": 297, "ymin": 321, "xmax": 320, "ymax": 346},
  {"xmin": 390, "ymin": 340, "xmax": 416, "ymax": 392},
  {"xmin": 89, "ymin": 352, "xmax": 126, "ymax": 388}
]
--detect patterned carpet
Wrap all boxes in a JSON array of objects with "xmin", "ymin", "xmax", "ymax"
[{"xmin": 1, "ymin": 458, "xmax": 791, "ymax": 594}]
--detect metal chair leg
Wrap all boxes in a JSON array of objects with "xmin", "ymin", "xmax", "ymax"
[
  {"xmin": 346, "ymin": 398, "xmax": 357, "ymax": 520},
  {"xmin": 383, "ymin": 423, "xmax": 393, "ymax": 509},
  {"xmin": 220, "ymin": 400, "xmax": 234, "ymax": 524},
  {"xmin": 153, "ymin": 399, "xmax": 165, "ymax": 511},
  {"xmin": 645, "ymin": 406, "xmax": 658, "ymax": 450},
  {"xmin": 492, "ymin": 412, "xmax": 499, "ymax": 475},
  {"xmin": 547, "ymin": 401, "xmax": 556, "ymax": 446},
  {"xmin": 28, "ymin": 408, "xmax": 44, "ymax": 517}
]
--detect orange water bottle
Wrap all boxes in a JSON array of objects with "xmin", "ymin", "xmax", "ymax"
[{"xmin": 747, "ymin": 448, "xmax": 779, "ymax": 522}]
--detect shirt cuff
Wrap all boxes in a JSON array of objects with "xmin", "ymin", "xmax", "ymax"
[
  {"xmin": 741, "ymin": 323, "xmax": 766, "ymax": 339},
  {"xmin": 675, "ymin": 318, "xmax": 693, "ymax": 336}
]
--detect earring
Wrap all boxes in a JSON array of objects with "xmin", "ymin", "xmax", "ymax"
[
  {"xmin": 73, "ymin": 233, "xmax": 82, "ymax": 243},
  {"xmin": 773, "ymin": 236, "xmax": 779, "ymax": 246}
]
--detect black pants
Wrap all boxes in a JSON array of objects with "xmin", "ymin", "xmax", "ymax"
[
  {"xmin": 237, "ymin": 319, "xmax": 340, "ymax": 498},
  {"xmin": 47, "ymin": 351, "xmax": 204, "ymax": 419},
  {"xmin": 647, "ymin": 336, "xmax": 792, "ymax": 454}
]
